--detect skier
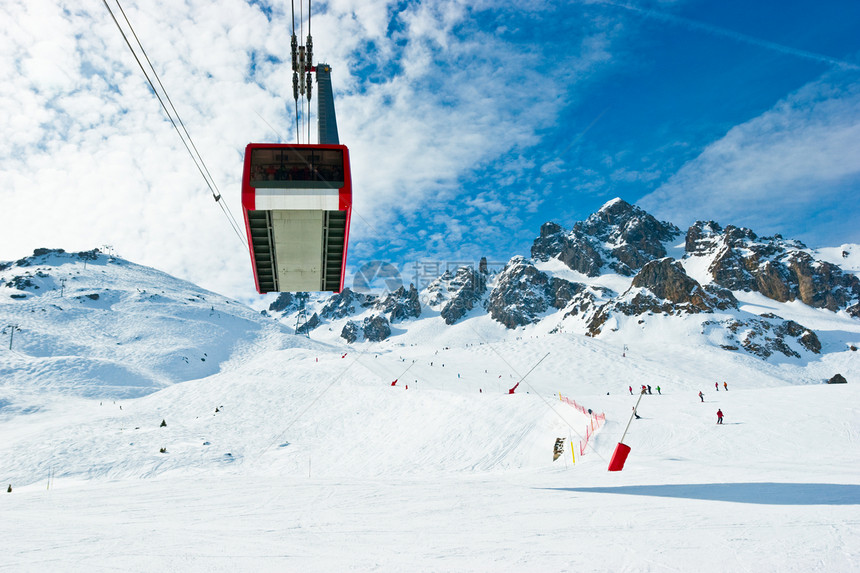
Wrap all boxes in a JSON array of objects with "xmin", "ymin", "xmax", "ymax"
[
  {"xmin": 716, "ymin": 409, "xmax": 724, "ymax": 424},
  {"xmin": 647, "ymin": 385, "xmax": 652, "ymax": 395},
  {"xmin": 715, "ymin": 381, "xmax": 719, "ymax": 391},
  {"xmin": 629, "ymin": 386, "xmax": 633, "ymax": 395},
  {"xmin": 723, "ymin": 381, "xmax": 728, "ymax": 391},
  {"xmin": 698, "ymin": 391, "xmax": 704, "ymax": 402},
  {"xmin": 633, "ymin": 406, "xmax": 641, "ymax": 419},
  {"xmin": 656, "ymin": 385, "xmax": 661, "ymax": 395}
]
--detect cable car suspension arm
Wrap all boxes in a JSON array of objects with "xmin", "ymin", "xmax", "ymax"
[{"xmin": 291, "ymin": 0, "xmax": 314, "ymax": 143}]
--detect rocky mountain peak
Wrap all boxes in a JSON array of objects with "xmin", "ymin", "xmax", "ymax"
[
  {"xmin": 375, "ymin": 284, "xmax": 421, "ymax": 323},
  {"xmin": 319, "ymin": 287, "xmax": 376, "ymax": 320},
  {"xmin": 439, "ymin": 266, "xmax": 488, "ymax": 325},
  {"xmin": 579, "ymin": 198, "xmax": 681, "ymax": 252},
  {"xmin": 531, "ymin": 198, "xmax": 681, "ymax": 277},
  {"xmin": 487, "ymin": 257, "xmax": 583, "ymax": 328},
  {"xmin": 684, "ymin": 221, "xmax": 860, "ymax": 314},
  {"xmin": 587, "ymin": 258, "xmax": 738, "ymax": 336}
]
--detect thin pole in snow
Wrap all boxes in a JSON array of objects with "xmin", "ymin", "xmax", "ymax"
[
  {"xmin": 619, "ymin": 389, "xmax": 646, "ymax": 445},
  {"xmin": 7, "ymin": 324, "xmax": 18, "ymax": 351}
]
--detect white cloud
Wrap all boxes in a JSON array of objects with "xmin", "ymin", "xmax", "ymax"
[
  {"xmin": 638, "ymin": 71, "xmax": 860, "ymax": 245},
  {"xmin": 0, "ymin": 0, "xmax": 615, "ymax": 301}
]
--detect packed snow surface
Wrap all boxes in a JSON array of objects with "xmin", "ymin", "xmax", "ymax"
[{"xmin": 1, "ymin": 252, "xmax": 859, "ymax": 572}]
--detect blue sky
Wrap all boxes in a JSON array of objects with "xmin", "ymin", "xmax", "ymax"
[{"xmin": 1, "ymin": 0, "xmax": 858, "ymax": 301}]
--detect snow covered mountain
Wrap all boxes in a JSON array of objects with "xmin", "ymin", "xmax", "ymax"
[
  {"xmin": 267, "ymin": 198, "xmax": 860, "ymax": 364},
  {"xmin": 0, "ymin": 248, "xmax": 302, "ymax": 398}
]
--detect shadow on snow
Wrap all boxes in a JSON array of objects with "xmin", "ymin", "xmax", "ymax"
[{"xmin": 546, "ymin": 482, "xmax": 860, "ymax": 505}]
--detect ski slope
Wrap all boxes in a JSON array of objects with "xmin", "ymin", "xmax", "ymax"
[
  {"xmin": 1, "ymin": 249, "xmax": 859, "ymax": 571},
  {"xmin": 2, "ymin": 328, "xmax": 859, "ymax": 572}
]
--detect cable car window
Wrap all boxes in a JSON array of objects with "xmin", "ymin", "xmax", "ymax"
[{"xmin": 249, "ymin": 147, "xmax": 344, "ymax": 188}]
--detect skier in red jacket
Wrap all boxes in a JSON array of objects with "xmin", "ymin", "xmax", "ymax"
[{"xmin": 716, "ymin": 409, "xmax": 724, "ymax": 424}]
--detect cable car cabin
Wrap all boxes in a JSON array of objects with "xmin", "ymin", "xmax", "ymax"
[{"xmin": 241, "ymin": 143, "xmax": 352, "ymax": 294}]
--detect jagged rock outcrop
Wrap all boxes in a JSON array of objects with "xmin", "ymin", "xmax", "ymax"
[
  {"xmin": 423, "ymin": 269, "xmax": 456, "ymax": 308},
  {"xmin": 487, "ymin": 257, "xmax": 583, "ymax": 328},
  {"xmin": 587, "ymin": 258, "xmax": 737, "ymax": 336},
  {"xmin": 375, "ymin": 285, "xmax": 421, "ymax": 323},
  {"xmin": 686, "ymin": 221, "xmax": 860, "ymax": 312},
  {"xmin": 531, "ymin": 222, "xmax": 604, "ymax": 276},
  {"xmin": 440, "ymin": 267, "xmax": 488, "ymax": 325},
  {"xmin": 579, "ymin": 199, "xmax": 681, "ymax": 274},
  {"xmin": 268, "ymin": 292, "xmax": 297, "ymax": 313},
  {"xmin": 341, "ymin": 315, "xmax": 391, "ymax": 343},
  {"xmin": 1, "ymin": 248, "xmax": 102, "ymax": 273},
  {"xmin": 363, "ymin": 315, "xmax": 392, "ymax": 341},
  {"xmin": 341, "ymin": 321, "xmax": 360, "ymax": 343},
  {"xmin": 319, "ymin": 288, "xmax": 376, "ymax": 320},
  {"xmin": 633, "ymin": 258, "xmax": 738, "ymax": 312},
  {"xmin": 563, "ymin": 286, "xmax": 615, "ymax": 321},
  {"xmin": 531, "ymin": 199, "xmax": 681, "ymax": 277},
  {"xmin": 701, "ymin": 315, "xmax": 821, "ymax": 359},
  {"xmin": 303, "ymin": 312, "xmax": 321, "ymax": 331}
]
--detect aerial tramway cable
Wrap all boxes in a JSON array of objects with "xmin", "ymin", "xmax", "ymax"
[
  {"xmin": 291, "ymin": 0, "xmax": 316, "ymax": 144},
  {"xmin": 101, "ymin": 0, "xmax": 247, "ymax": 246}
]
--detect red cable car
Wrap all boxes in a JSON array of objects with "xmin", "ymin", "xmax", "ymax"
[{"xmin": 241, "ymin": 143, "xmax": 352, "ymax": 293}]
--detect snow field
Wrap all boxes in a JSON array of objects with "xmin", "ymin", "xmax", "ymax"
[
  {"xmin": 2, "ymin": 251, "xmax": 859, "ymax": 571},
  {"xmin": 2, "ymin": 335, "xmax": 859, "ymax": 571}
]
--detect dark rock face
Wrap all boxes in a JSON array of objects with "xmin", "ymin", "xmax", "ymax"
[
  {"xmin": 320, "ymin": 288, "xmax": 376, "ymax": 320},
  {"xmin": 487, "ymin": 257, "xmax": 583, "ymax": 328},
  {"xmin": 586, "ymin": 258, "xmax": 738, "ymax": 336},
  {"xmin": 340, "ymin": 315, "xmax": 392, "ymax": 343},
  {"xmin": 701, "ymin": 315, "xmax": 821, "ymax": 359},
  {"xmin": 33, "ymin": 248, "xmax": 65, "ymax": 257},
  {"xmin": 786, "ymin": 252, "xmax": 858, "ymax": 311},
  {"xmin": 563, "ymin": 286, "xmax": 615, "ymax": 321},
  {"xmin": 4, "ymin": 270, "xmax": 50, "ymax": 291},
  {"xmin": 631, "ymin": 259, "xmax": 721, "ymax": 311},
  {"xmin": 2, "ymin": 248, "xmax": 101, "ymax": 273},
  {"xmin": 686, "ymin": 221, "xmax": 860, "ymax": 312},
  {"xmin": 6, "ymin": 276, "xmax": 38, "ymax": 290},
  {"xmin": 580, "ymin": 199, "xmax": 680, "ymax": 275},
  {"xmin": 341, "ymin": 321, "xmax": 360, "ymax": 343},
  {"xmin": 363, "ymin": 315, "xmax": 392, "ymax": 342},
  {"xmin": 76, "ymin": 249, "xmax": 101, "ymax": 261},
  {"xmin": 304, "ymin": 312, "xmax": 321, "ymax": 331},
  {"xmin": 827, "ymin": 373, "xmax": 847, "ymax": 384},
  {"xmin": 531, "ymin": 199, "xmax": 680, "ymax": 277},
  {"xmin": 440, "ymin": 267, "xmax": 488, "ymax": 325},
  {"xmin": 268, "ymin": 292, "xmax": 296, "ymax": 313},
  {"xmin": 375, "ymin": 284, "xmax": 421, "ymax": 323},
  {"xmin": 531, "ymin": 222, "xmax": 604, "ymax": 277}
]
